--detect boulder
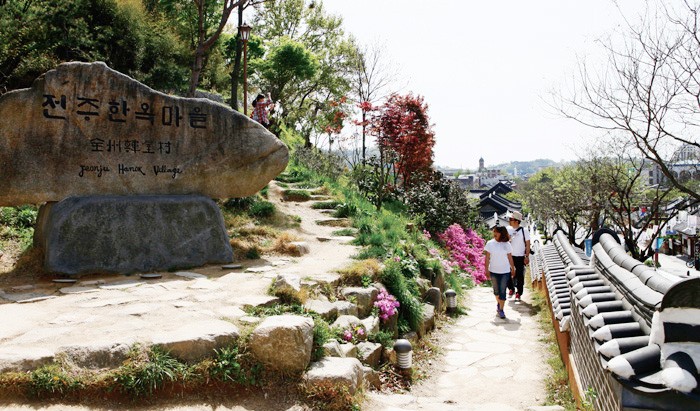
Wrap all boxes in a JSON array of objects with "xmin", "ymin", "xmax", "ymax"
[
  {"xmin": 303, "ymin": 357, "xmax": 364, "ymax": 395},
  {"xmin": 380, "ymin": 313, "xmax": 399, "ymax": 339},
  {"xmin": 363, "ymin": 365, "xmax": 382, "ymax": 389},
  {"xmin": 304, "ymin": 299, "xmax": 338, "ymax": 322},
  {"xmin": 339, "ymin": 343, "xmax": 358, "ymax": 358},
  {"xmin": 0, "ymin": 61, "xmax": 288, "ymax": 206},
  {"xmin": 249, "ymin": 315, "xmax": 314, "ymax": 373},
  {"xmin": 416, "ymin": 278, "xmax": 432, "ymax": 296},
  {"xmin": 341, "ymin": 287, "xmax": 378, "ymax": 318},
  {"xmin": 331, "ymin": 315, "xmax": 361, "ymax": 332},
  {"xmin": 361, "ymin": 316, "xmax": 380, "ymax": 335},
  {"xmin": 151, "ymin": 319, "xmax": 239, "ymax": 362},
  {"xmin": 417, "ymin": 304, "xmax": 435, "ymax": 338},
  {"xmin": 37, "ymin": 196, "xmax": 233, "ymax": 275},
  {"xmin": 356, "ymin": 342, "xmax": 383, "ymax": 368},
  {"xmin": 333, "ymin": 300, "xmax": 359, "ymax": 317},
  {"xmin": 424, "ymin": 287, "xmax": 442, "ymax": 313},
  {"xmin": 323, "ymin": 340, "xmax": 343, "ymax": 357},
  {"xmin": 271, "ymin": 274, "xmax": 302, "ymax": 296},
  {"xmin": 56, "ymin": 342, "xmax": 131, "ymax": 369},
  {"xmin": 290, "ymin": 242, "xmax": 310, "ymax": 255}
]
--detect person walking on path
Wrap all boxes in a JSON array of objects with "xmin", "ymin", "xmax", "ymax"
[
  {"xmin": 251, "ymin": 93, "xmax": 274, "ymax": 129},
  {"xmin": 506, "ymin": 210, "xmax": 530, "ymax": 302},
  {"xmin": 484, "ymin": 225, "xmax": 516, "ymax": 319}
]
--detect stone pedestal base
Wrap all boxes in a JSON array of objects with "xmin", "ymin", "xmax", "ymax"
[{"xmin": 35, "ymin": 195, "xmax": 233, "ymax": 275}]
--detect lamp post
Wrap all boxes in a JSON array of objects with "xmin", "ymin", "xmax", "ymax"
[{"xmin": 239, "ymin": 22, "xmax": 252, "ymax": 115}]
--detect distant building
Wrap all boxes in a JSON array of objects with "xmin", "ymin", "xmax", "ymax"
[
  {"xmin": 472, "ymin": 182, "xmax": 523, "ymax": 227},
  {"xmin": 646, "ymin": 144, "xmax": 700, "ymax": 186}
]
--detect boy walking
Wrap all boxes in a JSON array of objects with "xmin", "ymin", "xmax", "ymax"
[{"xmin": 506, "ymin": 210, "xmax": 530, "ymax": 301}]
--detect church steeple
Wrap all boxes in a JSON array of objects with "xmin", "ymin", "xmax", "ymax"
[{"xmin": 478, "ymin": 157, "xmax": 485, "ymax": 172}]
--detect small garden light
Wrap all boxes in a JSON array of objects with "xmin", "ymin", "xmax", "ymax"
[
  {"xmin": 445, "ymin": 289, "xmax": 457, "ymax": 313},
  {"xmin": 393, "ymin": 338, "xmax": 412, "ymax": 369}
]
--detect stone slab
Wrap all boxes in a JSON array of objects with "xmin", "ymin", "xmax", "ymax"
[
  {"xmin": 37, "ymin": 195, "xmax": 233, "ymax": 274},
  {"xmin": 0, "ymin": 61, "xmax": 288, "ymax": 206}
]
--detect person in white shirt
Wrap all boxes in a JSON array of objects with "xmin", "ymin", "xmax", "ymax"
[
  {"xmin": 506, "ymin": 210, "xmax": 531, "ymax": 302},
  {"xmin": 484, "ymin": 225, "xmax": 516, "ymax": 319}
]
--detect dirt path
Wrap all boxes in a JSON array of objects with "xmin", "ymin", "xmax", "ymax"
[{"xmin": 364, "ymin": 286, "xmax": 549, "ymax": 411}]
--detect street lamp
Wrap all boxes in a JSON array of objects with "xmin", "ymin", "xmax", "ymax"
[{"xmin": 239, "ymin": 22, "xmax": 252, "ymax": 115}]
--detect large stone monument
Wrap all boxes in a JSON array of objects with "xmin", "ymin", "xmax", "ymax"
[{"xmin": 0, "ymin": 62, "xmax": 289, "ymax": 274}]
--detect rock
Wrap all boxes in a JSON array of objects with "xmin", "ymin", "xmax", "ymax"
[
  {"xmin": 341, "ymin": 287, "xmax": 378, "ymax": 318},
  {"xmin": 0, "ymin": 347, "xmax": 55, "ymax": 372},
  {"xmin": 316, "ymin": 218, "xmax": 351, "ymax": 227},
  {"xmin": 424, "ymin": 287, "xmax": 442, "ymax": 312},
  {"xmin": 383, "ymin": 348, "xmax": 397, "ymax": 366},
  {"xmin": 304, "ymin": 299, "xmax": 338, "ymax": 322},
  {"xmin": 361, "ymin": 316, "xmax": 380, "ymax": 335},
  {"xmin": 416, "ymin": 278, "xmax": 432, "ymax": 296},
  {"xmin": 356, "ymin": 342, "xmax": 383, "ymax": 368},
  {"xmin": 331, "ymin": 315, "xmax": 361, "ymax": 331},
  {"xmin": 402, "ymin": 331, "xmax": 419, "ymax": 346},
  {"xmin": 56, "ymin": 342, "xmax": 131, "ymax": 369},
  {"xmin": 303, "ymin": 357, "xmax": 364, "ymax": 395},
  {"xmin": 418, "ymin": 304, "xmax": 435, "ymax": 338},
  {"xmin": 249, "ymin": 315, "xmax": 314, "ymax": 374},
  {"xmin": 290, "ymin": 241, "xmax": 310, "ymax": 255},
  {"xmin": 271, "ymin": 274, "xmax": 302, "ymax": 295},
  {"xmin": 333, "ymin": 300, "xmax": 359, "ymax": 317},
  {"xmin": 175, "ymin": 271, "xmax": 208, "ymax": 279},
  {"xmin": 323, "ymin": 340, "xmax": 343, "ymax": 357},
  {"xmin": 152, "ymin": 319, "xmax": 239, "ymax": 362},
  {"xmin": 339, "ymin": 343, "xmax": 358, "ymax": 358},
  {"xmin": 432, "ymin": 270, "xmax": 446, "ymax": 292},
  {"xmin": 316, "ymin": 236, "xmax": 332, "ymax": 242},
  {"xmin": 36, "ymin": 196, "xmax": 233, "ymax": 275},
  {"xmin": 363, "ymin": 365, "xmax": 382, "ymax": 389},
  {"xmin": 0, "ymin": 61, "xmax": 288, "ymax": 206}
]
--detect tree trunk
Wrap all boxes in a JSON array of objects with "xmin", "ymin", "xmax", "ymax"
[
  {"xmin": 188, "ymin": 50, "xmax": 205, "ymax": 97},
  {"xmin": 361, "ymin": 111, "xmax": 366, "ymax": 164}
]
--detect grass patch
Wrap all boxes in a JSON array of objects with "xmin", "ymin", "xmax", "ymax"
[
  {"xmin": 336, "ymin": 259, "xmax": 382, "ymax": 286},
  {"xmin": 332, "ymin": 228, "xmax": 356, "ymax": 237},
  {"xmin": 112, "ymin": 345, "xmax": 186, "ymax": 397},
  {"xmin": 530, "ymin": 275, "xmax": 577, "ymax": 411},
  {"xmin": 311, "ymin": 200, "xmax": 342, "ymax": 210},
  {"xmin": 282, "ymin": 190, "xmax": 311, "ymax": 202},
  {"xmin": 248, "ymin": 201, "xmax": 275, "ymax": 218}
]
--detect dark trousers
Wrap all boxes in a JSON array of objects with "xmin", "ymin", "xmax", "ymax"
[{"xmin": 507, "ymin": 256, "xmax": 525, "ymax": 295}]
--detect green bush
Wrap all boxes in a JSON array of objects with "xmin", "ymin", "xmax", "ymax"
[
  {"xmin": 248, "ymin": 201, "xmax": 275, "ymax": 218},
  {"xmin": 312, "ymin": 318, "xmax": 333, "ymax": 361},
  {"xmin": 222, "ymin": 197, "xmax": 256, "ymax": 212},
  {"xmin": 333, "ymin": 202, "xmax": 357, "ymax": 218},
  {"xmin": 0, "ymin": 206, "xmax": 37, "ymax": 228},
  {"xmin": 403, "ymin": 171, "xmax": 479, "ymax": 234},
  {"xmin": 368, "ymin": 330, "xmax": 394, "ymax": 349},
  {"xmin": 113, "ymin": 346, "xmax": 185, "ymax": 397},
  {"xmin": 380, "ymin": 260, "xmax": 423, "ymax": 333}
]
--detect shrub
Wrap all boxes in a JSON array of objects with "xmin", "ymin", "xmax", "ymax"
[
  {"xmin": 210, "ymin": 346, "xmax": 244, "ymax": 383},
  {"xmin": 0, "ymin": 206, "xmax": 38, "ymax": 229},
  {"xmin": 380, "ymin": 260, "xmax": 423, "ymax": 332},
  {"xmin": 374, "ymin": 289, "xmax": 400, "ymax": 322},
  {"xmin": 403, "ymin": 171, "xmax": 479, "ymax": 235},
  {"xmin": 332, "ymin": 228, "xmax": 356, "ymax": 237},
  {"xmin": 293, "ymin": 147, "xmax": 346, "ymax": 181},
  {"xmin": 368, "ymin": 330, "xmax": 394, "ymax": 348},
  {"xmin": 438, "ymin": 224, "xmax": 487, "ymax": 284},
  {"xmin": 248, "ymin": 201, "xmax": 275, "ymax": 218},
  {"xmin": 333, "ymin": 202, "xmax": 357, "ymax": 218},
  {"xmin": 312, "ymin": 318, "xmax": 333, "ymax": 362},
  {"xmin": 222, "ymin": 197, "xmax": 256, "ymax": 212}
]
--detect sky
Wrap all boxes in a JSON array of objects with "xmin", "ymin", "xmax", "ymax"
[{"xmin": 321, "ymin": 0, "xmax": 650, "ymax": 170}]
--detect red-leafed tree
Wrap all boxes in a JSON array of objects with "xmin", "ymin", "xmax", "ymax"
[{"xmin": 376, "ymin": 93, "xmax": 435, "ymax": 188}]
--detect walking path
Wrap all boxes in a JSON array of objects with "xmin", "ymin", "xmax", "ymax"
[{"xmin": 364, "ymin": 285, "xmax": 549, "ymax": 411}]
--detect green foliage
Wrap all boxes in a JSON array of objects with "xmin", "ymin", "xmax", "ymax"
[
  {"xmin": 29, "ymin": 363, "xmax": 81, "ymax": 398},
  {"xmin": 404, "ymin": 171, "xmax": 479, "ymax": 235},
  {"xmin": 248, "ymin": 201, "xmax": 276, "ymax": 218},
  {"xmin": 222, "ymin": 197, "xmax": 256, "ymax": 212},
  {"xmin": 333, "ymin": 202, "xmax": 357, "ymax": 218},
  {"xmin": 113, "ymin": 346, "xmax": 185, "ymax": 397},
  {"xmin": 332, "ymin": 228, "xmax": 356, "ymax": 237},
  {"xmin": 209, "ymin": 344, "xmax": 262, "ymax": 386},
  {"xmin": 244, "ymin": 246, "xmax": 261, "ymax": 260},
  {"xmin": 350, "ymin": 157, "xmax": 395, "ymax": 210},
  {"xmin": 312, "ymin": 318, "xmax": 333, "ymax": 361},
  {"xmin": 0, "ymin": 206, "xmax": 37, "ymax": 229},
  {"xmin": 244, "ymin": 303, "xmax": 305, "ymax": 318},
  {"xmin": 380, "ymin": 260, "xmax": 423, "ymax": 333},
  {"xmin": 312, "ymin": 201, "xmax": 342, "ymax": 210},
  {"xmin": 0, "ymin": 0, "xmax": 189, "ymax": 93},
  {"xmin": 252, "ymin": 36, "xmax": 318, "ymax": 97},
  {"xmin": 368, "ymin": 330, "xmax": 394, "ymax": 349},
  {"xmin": 293, "ymin": 147, "xmax": 346, "ymax": 182}
]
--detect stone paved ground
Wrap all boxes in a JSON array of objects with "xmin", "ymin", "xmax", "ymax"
[{"xmin": 364, "ymin": 285, "xmax": 549, "ymax": 411}]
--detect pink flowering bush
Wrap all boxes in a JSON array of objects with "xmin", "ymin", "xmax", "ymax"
[
  {"xmin": 438, "ymin": 224, "xmax": 487, "ymax": 284},
  {"xmin": 374, "ymin": 289, "xmax": 400, "ymax": 322},
  {"xmin": 340, "ymin": 325, "xmax": 367, "ymax": 343}
]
